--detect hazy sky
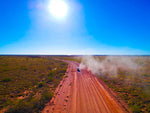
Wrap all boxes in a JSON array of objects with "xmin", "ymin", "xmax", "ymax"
[{"xmin": 0, "ymin": 0, "xmax": 150, "ymax": 55}]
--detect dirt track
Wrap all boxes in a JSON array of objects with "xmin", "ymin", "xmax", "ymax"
[{"xmin": 42, "ymin": 61, "xmax": 127, "ymax": 113}]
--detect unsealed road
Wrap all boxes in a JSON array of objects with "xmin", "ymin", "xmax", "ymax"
[{"xmin": 42, "ymin": 61, "xmax": 126, "ymax": 113}]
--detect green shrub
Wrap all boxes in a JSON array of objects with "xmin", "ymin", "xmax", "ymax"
[
  {"xmin": 2, "ymin": 69, "xmax": 9, "ymax": 72},
  {"xmin": 2, "ymin": 78, "xmax": 11, "ymax": 82},
  {"xmin": 47, "ymin": 76, "xmax": 54, "ymax": 82},
  {"xmin": 59, "ymin": 73, "xmax": 64, "ymax": 76},
  {"xmin": 130, "ymin": 104, "xmax": 141, "ymax": 113},
  {"xmin": 5, "ymin": 100, "xmax": 33, "ymax": 113},
  {"xmin": 48, "ymin": 71, "xmax": 56, "ymax": 77},
  {"xmin": 41, "ymin": 91, "xmax": 54, "ymax": 103},
  {"xmin": 37, "ymin": 82, "xmax": 44, "ymax": 88},
  {"xmin": 40, "ymin": 74, "xmax": 44, "ymax": 78}
]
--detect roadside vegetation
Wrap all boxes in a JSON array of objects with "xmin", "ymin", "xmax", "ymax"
[
  {"xmin": 97, "ymin": 56, "xmax": 150, "ymax": 113},
  {"xmin": 0, "ymin": 56, "xmax": 68, "ymax": 113}
]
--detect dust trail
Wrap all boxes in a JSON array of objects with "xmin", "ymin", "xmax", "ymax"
[{"xmin": 79, "ymin": 56, "xmax": 139, "ymax": 77}]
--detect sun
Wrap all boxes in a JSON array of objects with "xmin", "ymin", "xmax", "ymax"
[{"xmin": 49, "ymin": 0, "xmax": 68, "ymax": 18}]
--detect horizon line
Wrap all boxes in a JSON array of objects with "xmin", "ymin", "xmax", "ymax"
[{"xmin": 0, "ymin": 54, "xmax": 150, "ymax": 56}]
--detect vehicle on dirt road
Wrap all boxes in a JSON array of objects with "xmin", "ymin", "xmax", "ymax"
[{"xmin": 77, "ymin": 67, "xmax": 80, "ymax": 72}]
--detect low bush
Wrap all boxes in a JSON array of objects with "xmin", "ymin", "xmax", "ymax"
[
  {"xmin": 2, "ymin": 78, "xmax": 11, "ymax": 82},
  {"xmin": 37, "ymin": 82, "xmax": 45, "ymax": 88}
]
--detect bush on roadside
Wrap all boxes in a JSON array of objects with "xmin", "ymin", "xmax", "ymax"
[
  {"xmin": 2, "ymin": 78, "xmax": 11, "ymax": 82},
  {"xmin": 6, "ymin": 91, "xmax": 54, "ymax": 113}
]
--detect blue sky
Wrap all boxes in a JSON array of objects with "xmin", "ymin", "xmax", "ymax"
[{"xmin": 0, "ymin": 0, "xmax": 150, "ymax": 55}]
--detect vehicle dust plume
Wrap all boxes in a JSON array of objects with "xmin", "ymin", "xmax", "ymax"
[{"xmin": 79, "ymin": 56, "xmax": 139, "ymax": 77}]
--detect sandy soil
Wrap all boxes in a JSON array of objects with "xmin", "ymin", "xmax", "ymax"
[{"xmin": 42, "ymin": 61, "xmax": 127, "ymax": 113}]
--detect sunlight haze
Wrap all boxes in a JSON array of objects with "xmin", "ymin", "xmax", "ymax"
[
  {"xmin": 49, "ymin": 0, "xmax": 68, "ymax": 18},
  {"xmin": 0, "ymin": 0, "xmax": 150, "ymax": 55}
]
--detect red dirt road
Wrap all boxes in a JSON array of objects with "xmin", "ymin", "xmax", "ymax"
[{"xmin": 42, "ymin": 61, "xmax": 127, "ymax": 113}]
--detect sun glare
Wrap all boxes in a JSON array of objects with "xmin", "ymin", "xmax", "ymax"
[{"xmin": 49, "ymin": 0, "xmax": 68, "ymax": 18}]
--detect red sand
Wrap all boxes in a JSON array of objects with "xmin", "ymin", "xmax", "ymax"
[{"xmin": 42, "ymin": 61, "xmax": 127, "ymax": 113}]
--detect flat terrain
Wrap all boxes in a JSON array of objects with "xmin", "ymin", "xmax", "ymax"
[
  {"xmin": 42, "ymin": 61, "xmax": 126, "ymax": 113},
  {"xmin": 2, "ymin": 56, "xmax": 149, "ymax": 113},
  {"xmin": 0, "ymin": 56, "xmax": 68, "ymax": 113}
]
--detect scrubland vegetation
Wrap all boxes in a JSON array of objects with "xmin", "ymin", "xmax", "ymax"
[
  {"xmin": 96, "ymin": 56, "xmax": 150, "ymax": 113},
  {"xmin": 1, "ymin": 55, "xmax": 150, "ymax": 113},
  {"xmin": 50, "ymin": 55, "xmax": 81, "ymax": 62},
  {"xmin": 0, "ymin": 56, "xmax": 67, "ymax": 113}
]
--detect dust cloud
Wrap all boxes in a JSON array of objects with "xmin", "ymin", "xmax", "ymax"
[{"xmin": 79, "ymin": 56, "xmax": 139, "ymax": 77}]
